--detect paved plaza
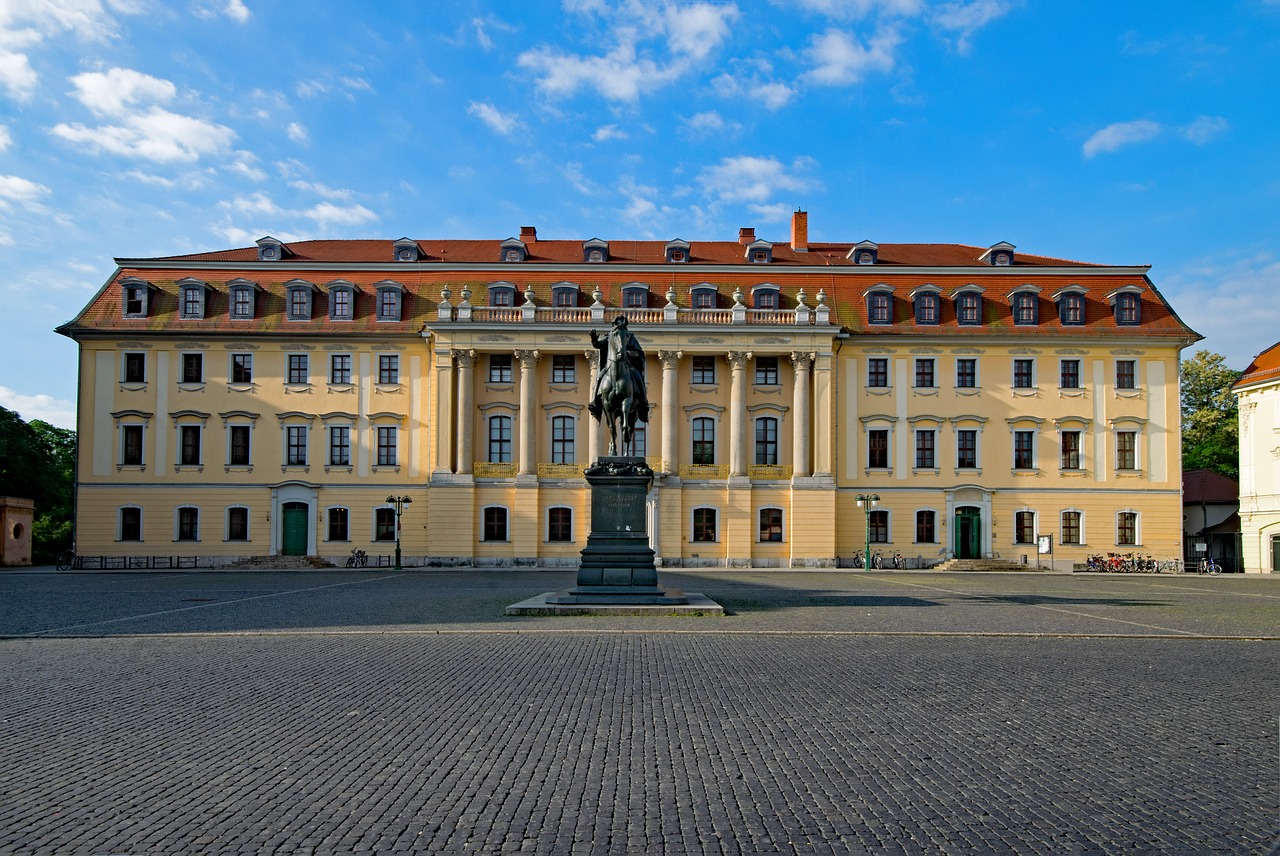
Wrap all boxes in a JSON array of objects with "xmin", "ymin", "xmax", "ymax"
[{"xmin": 0, "ymin": 569, "xmax": 1277, "ymax": 854}]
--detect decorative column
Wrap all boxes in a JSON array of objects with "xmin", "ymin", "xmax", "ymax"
[
  {"xmin": 727, "ymin": 351, "xmax": 751, "ymax": 477},
  {"xmin": 433, "ymin": 349, "xmax": 454, "ymax": 474},
  {"xmin": 454, "ymin": 349, "xmax": 476, "ymax": 475},
  {"xmin": 790, "ymin": 351, "xmax": 814, "ymax": 478},
  {"xmin": 584, "ymin": 349, "xmax": 602, "ymax": 463},
  {"xmin": 516, "ymin": 349, "xmax": 539, "ymax": 475},
  {"xmin": 658, "ymin": 350, "xmax": 682, "ymax": 473}
]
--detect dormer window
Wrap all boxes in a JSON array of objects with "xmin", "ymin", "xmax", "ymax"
[
  {"xmin": 622, "ymin": 284, "xmax": 649, "ymax": 309},
  {"xmin": 551, "ymin": 283, "xmax": 580, "ymax": 308},
  {"xmin": 488, "ymin": 282, "xmax": 517, "ymax": 307},
  {"xmin": 500, "ymin": 238, "xmax": 527, "ymax": 263},
  {"xmin": 691, "ymin": 285, "xmax": 719, "ymax": 309},
  {"xmin": 177, "ymin": 278, "xmax": 210, "ymax": 320},
  {"xmin": 980, "ymin": 241, "xmax": 1016, "ymax": 267},
  {"xmin": 910, "ymin": 286, "xmax": 941, "ymax": 325},
  {"xmin": 375, "ymin": 281, "xmax": 405, "ymax": 321},
  {"xmin": 255, "ymin": 236, "xmax": 286, "ymax": 262},
  {"xmin": 865, "ymin": 285, "xmax": 894, "ymax": 325},
  {"xmin": 953, "ymin": 287, "xmax": 984, "ymax": 326},
  {"xmin": 227, "ymin": 278, "xmax": 258, "ymax": 320},
  {"xmin": 848, "ymin": 240, "xmax": 879, "ymax": 265},
  {"xmin": 746, "ymin": 239, "xmax": 773, "ymax": 264},
  {"xmin": 121, "ymin": 278, "xmax": 151, "ymax": 318},
  {"xmin": 1053, "ymin": 287, "xmax": 1086, "ymax": 325},
  {"xmin": 326, "ymin": 280, "xmax": 359, "ymax": 321},
  {"xmin": 583, "ymin": 238, "xmax": 609, "ymax": 263},
  {"xmin": 1010, "ymin": 286, "xmax": 1041, "ymax": 326},
  {"xmin": 393, "ymin": 238, "xmax": 420, "ymax": 263},
  {"xmin": 284, "ymin": 279, "xmax": 317, "ymax": 321},
  {"xmin": 665, "ymin": 239, "xmax": 690, "ymax": 264},
  {"xmin": 753, "ymin": 286, "xmax": 780, "ymax": 311},
  {"xmin": 1108, "ymin": 287, "xmax": 1142, "ymax": 326}
]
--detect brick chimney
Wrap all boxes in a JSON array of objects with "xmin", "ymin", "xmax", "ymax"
[
  {"xmin": 519, "ymin": 226, "xmax": 537, "ymax": 243},
  {"xmin": 790, "ymin": 210, "xmax": 809, "ymax": 252},
  {"xmin": 738, "ymin": 227, "xmax": 755, "ymax": 245}
]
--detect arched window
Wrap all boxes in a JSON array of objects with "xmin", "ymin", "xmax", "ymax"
[
  {"xmin": 693, "ymin": 507, "xmax": 717, "ymax": 542},
  {"xmin": 548, "ymin": 507, "xmax": 573, "ymax": 542},
  {"xmin": 483, "ymin": 506, "xmax": 509, "ymax": 541},
  {"xmin": 759, "ymin": 508, "xmax": 783, "ymax": 542}
]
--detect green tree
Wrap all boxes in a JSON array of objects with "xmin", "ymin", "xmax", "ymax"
[
  {"xmin": 0, "ymin": 407, "xmax": 76, "ymax": 562},
  {"xmin": 1180, "ymin": 350, "xmax": 1242, "ymax": 478}
]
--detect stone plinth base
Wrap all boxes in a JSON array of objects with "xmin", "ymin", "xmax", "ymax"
[{"xmin": 506, "ymin": 591, "xmax": 724, "ymax": 616}]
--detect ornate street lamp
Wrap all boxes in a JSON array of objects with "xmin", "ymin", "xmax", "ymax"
[
  {"xmin": 856, "ymin": 494, "xmax": 880, "ymax": 570},
  {"xmin": 385, "ymin": 495, "xmax": 413, "ymax": 571}
]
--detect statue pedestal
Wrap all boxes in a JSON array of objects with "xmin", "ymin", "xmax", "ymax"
[{"xmin": 545, "ymin": 457, "xmax": 688, "ymax": 606}]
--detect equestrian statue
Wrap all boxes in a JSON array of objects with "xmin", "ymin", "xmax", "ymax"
[{"xmin": 588, "ymin": 316, "xmax": 651, "ymax": 457}]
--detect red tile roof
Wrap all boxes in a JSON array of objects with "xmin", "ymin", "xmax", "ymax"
[
  {"xmin": 1234, "ymin": 341, "xmax": 1280, "ymax": 390},
  {"xmin": 1183, "ymin": 469, "xmax": 1239, "ymax": 503}
]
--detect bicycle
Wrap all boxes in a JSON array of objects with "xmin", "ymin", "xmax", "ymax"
[
  {"xmin": 55, "ymin": 550, "xmax": 81, "ymax": 571},
  {"xmin": 1196, "ymin": 557, "xmax": 1223, "ymax": 576},
  {"xmin": 851, "ymin": 552, "xmax": 864, "ymax": 568},
  {"xmin": 1157, "ymin": 558, "xmax": 1184, "ymax": 574},
  {"xmin": 871, "ymin": 551, "xmax": 884, "ymax": 569},
  {"xmin": 891, "ymin": 551, "xmax": 905, "ymax": 570},
  {"xmin": 345, "ymin": 548, "xmax": 368, "ymax": 568}
]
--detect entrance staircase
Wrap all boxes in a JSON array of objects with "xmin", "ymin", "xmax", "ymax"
[{"xmin": 931, "ymin": 558, "xmax": 1039, "ymax": 572}]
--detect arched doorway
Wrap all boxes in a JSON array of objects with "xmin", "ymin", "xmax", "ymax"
[
  {"xmin": 281, "ymin": 502, "xmax": 309, "ymax": 556},
  {"xmin": 955, "ymin": 506, "xmax": 982, "ymax": 559}
]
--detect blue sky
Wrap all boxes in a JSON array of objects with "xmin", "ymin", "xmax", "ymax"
[{"xmin": 2, "ymin": 0, "xmax": 1278, "ymax": 428}]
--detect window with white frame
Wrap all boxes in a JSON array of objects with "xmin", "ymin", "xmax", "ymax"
[
  {"xmin": 1117, "ymin": 511, "xmax": 1139, "ymax": 546},
  {"xmin": 915, "ymin": 510, "xmax": 936, "ymax": 543},
  {"xmin": 123, "ymin": 352, "xmax": 146, "ymax": 384},
  {"xmin": 551, "ymin": 415, "xmax": 575, "ymax": 464},
  {"xmin": 375, "ymin": 508, "xmax": 396, "ymax": 541},
  {"xmin": 178, "ymin": 425, "xmax": 201, "ymax": 466},
  {"xmin": 1116, "ymin": 359, "xmax": 1137, "ymax": 390},
  {"xmin": 754, "ymin": 417, "xmax": 778, "ymax": 466},
  {"xmin": 119, "ymin": 506, "xmax": 142, "ymax": 541},
  {"xmin": 286, "ymin": 426, "xmax": 308, "ymax": 466},
  {"xmin": 181, "ymin": 353, "xmax": 204, "ymax": 384},
  {"xmin": 1061, "ymin": 510, "xmax": 1082, "ymax": 545},
  {"xmin": 329, "ymin": 426, "xmax": 351, "ymax": 466},
  {"xmin": 693, "ymin": 507, "xmax": 717, "ymax": 542},
  {"xmin": 552, "ymin": 355, "xmax": 576, "ymax": 384},
  {"xmin": 1060, "ymin": 359, "xmax": 1081, "ymax": 389},
  {"xmin": 228, "ymin": 425, "xmax": 251, "ymax": 466},
  {"xmin": 1116, "ymin": 430, "xmax": 1138, "ymax": 470},
  {"xmin": 231, "ymin": 353, "xmax": 253, "ymax": 384},
  {"xmin": 956, "ymin": 429, "xmax": 978, "ymax": 469},
  {"xmin": 1013, "ymin": 430, "xmax": 1035, "ymax": 469},
  {"xmin": 1014, "ymin": 511, "xmax": 1036, "ymax": 544},
  {"xmin": 483, "ymin": 506, "xmax": 508, "ymax": 541},
  {"xmin": 376, "ymin": 427, "xmax": 397, "ymax": 467},
  {"xmin": 328, "ymin": 507, "xmax": 349, "ymax": 541},
  {"xmin": 548, "ymin": 507, "xmax": 573, "ymax": 542},
  {"xmin": 227, "ymin": 506, "xmax": 249, "ymax": 542},
  {"xmin": 692, "ymin": 417, "xmax": 715, "ymax": 465},
  {"xmin": 867, "ymin": 358, "xmax": 889, "ymax": 388},
  {"xmin": 915, "ymin": 429, "xmax": 936, "ymax": 469},
  {"xmin": 631, "ymin": 422, "xmax": 647, "ymax": 457},
  {"xmin": 378, "ymin": 354, "xmax": 399, "ymax": 385},
  {"xmin": 914, "ymin": 358, "xmax": 935, "ymax": 388},
  {"xmin": 330, "ymin": 354, "xmax": 351, "ymax": 385},
  {"xmin": 956, "ymin": 358, "xmax": 977, "ymax": 389},
  {"xmin": 121, "ymin": 424, "xmax": 144, "ymax": 466},
  {"xmin": 759, "ymin": 508, "xmax": 783, "ymax": 542},
  {"xmin": 869, "ymin": 509, "xmax": 889, "ymax": 543},
  {"xmin": 1060, "ymin": 431, "xmax": 1082, "ymax": 470},
  {"xmin": 287, "ymin": 354, "xmax": 309, "ymax": 385},
  {"xmin": 176, "ymin": 506, "xmax": 199, "ymax": 541},
  {"xmin": 868, "ymin": 429, "xmax": 889, "ymax": 469},
  {"xmin": 488, "ymin": 415, "xmax": 512, "ymax": 463},
  {"xmin": 1013, "ymin": 358, "xmax": 1035, "ymax": 389}
]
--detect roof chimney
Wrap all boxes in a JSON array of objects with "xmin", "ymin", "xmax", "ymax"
[
  {"xmin": 738, "ymin": 227, "xmax": 755, "ymax": 245},
  {"xmin": 519, "ymin": 226, "xmax": 537, "ymax": 243},
  {"xmin": 790, "ymin": 210, "xmax": 808, "ymax": 252}
]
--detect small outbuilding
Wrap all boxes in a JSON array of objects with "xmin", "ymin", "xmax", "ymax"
[{"xmin": 0, "ymin": 496, "xmax": 35, "ymax": 567}]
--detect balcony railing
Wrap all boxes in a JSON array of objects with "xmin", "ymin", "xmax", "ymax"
[
  {"xmin": 679, "ymin": 464, "xmax": 729, "ymax": 480},
  {"xmin": 537, "ymin": 463, "xmax": 584, "ymax": 479},
  {"xmin": 443, "ymin": 301, "xmax": 830, "ymax": 326},
  {"xmin": 748, "ymin": 464, "xmax": 793, "ymax": 481},
  {"xmin": 473, "ymin": 462, "xmax": 516, "ymax": 478}
]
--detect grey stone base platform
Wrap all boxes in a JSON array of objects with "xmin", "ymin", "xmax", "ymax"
[{"xmin": 505, "ymin": 591, "xmax": 725, "ymax": 616}]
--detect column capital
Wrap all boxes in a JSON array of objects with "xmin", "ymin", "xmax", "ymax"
[
  {"xmin": 657, "ymin": 349, "xmax": 684, "ymax": 370},
  {"xmin": 514, "ymin": 349, "xmax": 540, "ymax": 368},
  {"xmin": 452, "ymin": 348, "xmax": 477, "ymax": 369},
  {"xmin": 790, "ymin": 351, "xmax": 815, "ymax": 370},
  {"xmin": 727, "ymin": 350, "xmax": 753, "ymax": 370},
  {"xmin": 583, "ymin": 349, "xmax": 600, "ymax": 370}
]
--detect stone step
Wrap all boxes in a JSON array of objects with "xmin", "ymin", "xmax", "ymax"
[{"xmin": 933, "ymin": 558, "xmax": 1040, "ymax": 572}]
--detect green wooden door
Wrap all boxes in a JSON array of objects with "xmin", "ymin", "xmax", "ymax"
[
  {"xmin": 955, "ymin": 507, "xmax": 981, "ymax": 559},
  {"xmin": 282, "ymin": 503, "xmax": 308, "ymax": 556}
]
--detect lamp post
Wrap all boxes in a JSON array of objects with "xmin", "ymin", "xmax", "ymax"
[
  {"xmin": 856, "ymin": 494, "xmax": 880, "ymax": 569},
  {"xmin": 386, "ymin": 495, "xmax": 413, "ymax": 571}
]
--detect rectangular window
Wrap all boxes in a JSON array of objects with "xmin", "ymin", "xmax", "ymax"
[
  {"xmin": 181, "ymin": 353, "xmax": 203, "ymax": 384},
  {"xmin": 229, "ymin": 425, "xmax": 251, "ymax": 466},
  {"xmin": 330, "ymin": 354, "xmax": 351, "ymax": 385},
  {"xmin": 288, "ymin": 354, "xmax": 309, "ymax": 385},
  {"xmin": 377, "ymin": 427, "xmax": 397, "ymax": 467},
  {"xmin": 869, "ymin": 509, "xmax": 889, "ymax": 543},
  {"xmin": 916, "ymin": 510, "xmax": 936, "ymax": 544},
  {"xmin": 759, "ymin": 508, "xmax": 783, "ymax": 542},
  {"xmin": 915, "ymin": 430, "xmax": 935, "ymax": 469},
  {"xmin": 692, "ymin": 290, "xmax": 716, "ymax": 309},
  {"xmin": 177, "ymin": 507, "xmax": 199, "ymax": 542},
  {"xmin": 231, "ymin": 353, "xmax": 253, "ymax": 384},
  {"xmin": 868, "ymin": 429, "xmax": 889, "ymax": 469},
  {"xmin": 120, "ymin": 507, "xmax": 141, "ymax": 542},
  {"xmin": 869, "ymin": 293, "xmax": 891, "ymax": 324},
  {"xmin": 867, "ymin": 358, "xmax": 888, "ymax": 388},
  {"xmin": 1014, "ymin": 511, "xmax": 1036, "ymax": 544},
  {"xmin": 231, "ymin": 287, "xmax": 253, "ymax": 319},
  {"xmin": 956, "ymin": 358, "xmax": 977, "ymax": 389},
  {"xmin": 181, "ymin": 287, "xmax": 203, "ymax": 318},
  {"xmin": 915, "ymin": 293, "xmax": 938, "ymax": 324},
  {"xmin": 1013, "ymin": 430, "xmax": 1035, "ymax": 470},
  {"xmin": 1060, "ymin": 359, "xmax": 1080, "ymax": 389},
  {"xmin": 378, "ymin": 289, "xmax": 400, "ymax": 320},
  {"xmin": 754, "ymin": 418, "xmax": 778, "ymax": 466},
  {"xmin": 227, "ymin": 507, "xmax": 249, "ymax": 541},
  {"xmin": 623, "ymin": 289, "xmax": 646, "ymax": 309},
  {"xmin": 378, "ymin": 355, "xmax": 399, "ymax": 385},
  {"xmin": 123, "ymin": 352, "xmax": 146, "ymax": 383},
  {"xmin": 328, "ymin": 508, "xmax": 349, "ymax": 542},
  {"xmin": 957, "ymin": 429, "xmax": 977, "ymax": 469},
  {"xmin": 489, "ymin": 354, "xmax": 512, "ymax": 383},
  {"xmin": 288, "ymin": 288, "xmax": 310, "ymax": 320},
  {"xmin": 551, "ymin": 416, "xmax": 574, "ymax": 464},
  {"xmin": 631, "ymin": 422, "xmax": 647, "ymax": 457},
  {"xmin": 1116, "ymin": 360, "xmax": 1136, "ymax": 390},
  {"xmin": 548, "ymin": 508, "xmax": 573, "ymax": 543},
  {"xmin": 1012, "ymin": 293, "xmax": 1037, "ymax": 325},
  {"xmin": 179, "ymin": 425, "xmax": 201, "ymax": 466},
  {"xmin": 1061, "ymin": 431, "xmax": 1081, "ymax": 469},
  {"xmin": 122, "ymin": 425, "xmax": 143, "ymax": 466},
  {"xmin": 124, "ymin": 285, "xmax": 145, "ymax": 317},
  {"xmin": 488, "ymin": 416, "xmax": 512, "ymax": 463},
  {"xmin": 330, "ymin": 288, "xmax": 352, "ymax": 319},
  {"xmin": 914, "ymin": 358, "xmax": 935, "ymax": 388},
  {"xmin": 692, "ymin": 356, "xmax": 716, "ymax": 385},
  {"xmin": 1116, "ymin": 431, "xmax": 1137, "ymax": 470},
  {"xmin": 330, "ymin": 426, "xmax": 351, "ymax": 466},
  {"xmin": 692, "ymin": 417, "xmax": 715, "ymax": 465},
  {"xmin": 286, "ymin": 426, "xmax": 308, "ymax": 466},
  {"xmin": 376, "ymin": 507, "xmax": 397, "ymax": 542},
  {"xmin": 552, "ymin": 354, "xmax": 576, "ymax": 384},
  {"xmin": 1013, "ymin": 359, "xmax": 1034, "ymax": 389},
  {"xmin": 693, "ymin": 508, "xmax": 717, "ymax": 542},
  {"xmin": 1061, "ymin": 511, "xmax": 1081, "ymax": 545},
  {"xmin": 1116, "ymin": 293, "xmax": 1140, "ymax": 325},
  {"xmin": 482, "ymin": 507, "xmax": 507, "ymax": 542},
  {"xmin": 1117, "ymin": 512, "xmax": 1138, "ymax": 546},
  {"xmin": 755, "ymin": 356, "xmax": 779, "ymax": 385}
]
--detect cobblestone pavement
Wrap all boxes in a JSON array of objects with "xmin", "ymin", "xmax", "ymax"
[{"xmin": 1, "ymin": 571, "xmax": 1277, "ymax": 854}]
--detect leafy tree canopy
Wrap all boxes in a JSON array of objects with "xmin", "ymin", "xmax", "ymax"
[{"xmin": 1180, "ymin": 350, "xmax": 1242, "ymax": 479}]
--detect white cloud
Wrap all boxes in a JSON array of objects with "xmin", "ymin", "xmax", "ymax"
[
  {"xmin": 1184, "ymin": 115, "xmax": 1228, "ymax": 145},
  {"xmin": 468, "ymin": 101, "xmax": 520, "ymax": 135},
  {"xmin": 223, "ymin": 0, "xmax": 250, "ymax": 23},
  {"xmin": 664, "ymin": 3, "xmax": 739, "ymax": 60},
  {"xmin": 0, "ymin": 386, "xmax": 74, "ymax": 429},
  {"xmin": 593, "ymin": 124, "xmax": 628, "ymax": 142},
  {"xmin": 0, "ymin": 49, "xmax": 38, "ymax": 101},
  {"xmin": 286, "ymin": 121, "xmax": 309, "ymax": 144},
  {"xmin": 52, "ymin": 108, "xmax": 236, "ymax": 163},
  {"xmin": 1161, "ymin": 249, "xmax": 1280, "ymax": 370},
  {"xmin": 928, "ymin": 0, "xmax": 1014, "ymax": 54},
  {"xmin": 779, "ymin": 0, "xmax": 923, "ymax": 17},
  {"xmin": 0, "ymin": 174, "xmax": 50, "ymax": 206},
  {"xmin": 752, "ymin": 81, "xmax": 795, "ymax": 109},
  {"xmin": 224, "ymin": 191, "xmax": 280, "ymax": 217},
  {"xmin": 682, "ymin": 110, "xmax": 742, "ymax": 138},
  {"xmin": 1082, "ymin": 119, "xmax": 1162, "ymax": 158},
  {"xmin": 67, "ymin": 67, "xmax": 176, "ymax": 117},
  {"xmin": 697, "ymin": 155, "xmax": 816, "ymax": 204},
  {"xmin": 748, "ymin": 202, "xmax": 794, "ymax": 222},
  {"xmin": 289, "ymin": 181, "xmax": 354, "ymax": 200},
  {"xmin": 226, "ymin": 151, "xmax": 266, "ymax": 180},
  {"xmin": 473, "ymin": 17, "xmax": 494, "ymax": 50},
  {"xmin": 803, "ymin": 26, "xmax": 902, "ymax": 85},
  {"xmin": 563, "ymin": 162, "xmax": 596, "ymax": 195},
  {"xmin": 0, "ymin": 0, "xmax": 139, "ymax": 101},
  {"xmin": 0, "ymin": 125, "xmax": 11, "ymax": 151},
  {"xmin": 305, "ymin": 201, "xmax": 377, "ymax": 228}
]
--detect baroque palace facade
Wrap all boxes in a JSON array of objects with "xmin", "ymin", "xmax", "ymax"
[{"xmin": 58, "ymin": 212, "xmax": 1199, "ymax": 569}]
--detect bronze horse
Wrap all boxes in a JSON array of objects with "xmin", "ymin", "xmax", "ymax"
[{"xmin": 590, "ymin": 320, "xmax": 649, "ymax": 456}]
